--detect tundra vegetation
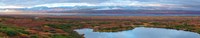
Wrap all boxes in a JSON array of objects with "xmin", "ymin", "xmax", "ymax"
[{"xmin": 0, "ymin": 16, "xmax": 200, "ymax": 38}]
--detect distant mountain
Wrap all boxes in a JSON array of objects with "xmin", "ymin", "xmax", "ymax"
[
  {"xmin": 16, "ymin": 6, "xmax": 186, "ymax": 11},
  {"xmin": 45, "ymin": 10, "xmax": 200, "ymax": 14},
  {"xmin": 1, "ymin": 6, "xmax": 200, "ymax": 14}
]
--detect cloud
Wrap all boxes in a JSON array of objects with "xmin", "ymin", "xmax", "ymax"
[
  {"xmin": 0, "ymin": 0, "xmax": 107, "ymax": 6},
  {"xmin": 66, "ymin": 0, "xmax": 108, "ymax": 3},
  {"xmin": 31, "ymin": 3, "xmax": 96, "ymax": 8},
  {"xmin": 98, "ymin": 0, "xmax": 134, "ymax": 6},
  {"xmin": 0, "ymin": 6, "xmax": 25, "ymax": 8},
  {"xmin": 30, "ymin": 0, "xmax": 179, "ymax": 7},
  {"xmin": 129, "ymin": 3, "xmax": 178, "ymax": 7},
  {"xmin": 0, "ymin": 0, "xmax": 200, "ymax": 10},
  {"xmin": 1, "ymin": 0, "xmax": 200, "ymax": 6}
]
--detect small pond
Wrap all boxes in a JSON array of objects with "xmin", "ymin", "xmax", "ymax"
[{"xmin": 75, "ymin": 27, "xmax": 200, "ymax": 38}]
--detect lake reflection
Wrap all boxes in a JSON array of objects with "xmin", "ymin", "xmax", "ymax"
[{"xmin": 75, "ymin": 27, "xmax": 200, "ymax": 38}]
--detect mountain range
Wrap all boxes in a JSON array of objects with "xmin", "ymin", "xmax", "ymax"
[{"xmin": 0, "ymin": 6, "xmax": 200, "ymax": 14}]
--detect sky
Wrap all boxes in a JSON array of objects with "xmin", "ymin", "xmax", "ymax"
[{"xmin": 0, "ymin": 0, "xmax": 200, "ymax": 10}]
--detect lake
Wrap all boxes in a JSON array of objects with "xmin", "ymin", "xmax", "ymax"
[{"xmin": 75, "ymin": 27, "xmax": 200, "ymax": 38}]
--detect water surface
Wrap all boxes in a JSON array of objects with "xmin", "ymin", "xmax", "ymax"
[{"xmin": 75, "ymin": 27, "xmax": 200, "ymax": 38}]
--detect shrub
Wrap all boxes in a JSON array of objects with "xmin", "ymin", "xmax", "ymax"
[
  {"xmin": 30, "ymin": 35, "xmax": 39, "ymax": 38},
  {"xmin": 51, "ymin": 34, "xmax": 69, "ymax": 38},
  {"xmin": 6, "ymin": 31, "xmax": 18, "ymax": 36}
]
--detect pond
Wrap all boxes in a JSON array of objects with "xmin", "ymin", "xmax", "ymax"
[{"xmin": 75, "ymin": 27, "xmax": 200, "ymax": 38}]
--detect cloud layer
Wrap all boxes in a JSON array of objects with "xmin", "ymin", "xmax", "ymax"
[{"xmin": 0, "ymin": 0, "xmax": 200, "ymax": 10}]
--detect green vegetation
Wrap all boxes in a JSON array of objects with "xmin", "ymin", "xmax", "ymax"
[
  {"xmin": 0, "ymin": 23, "xmax": 29, "ymax": 36},
  {"xmin": 52, "ymin": 34, "xmax": 69, "ymax": 38},
  {"xmin": 45, "ymin": 23, "xmax": 83, "ymax": 29},
  {"xmin": 91, "ymin": 24, "xmax": 100, "ymax": 27},
  {"xmin": 99, "ymin": 22, "xmax": 111, "ymax": 24},
  {"xmin": 0, "ymin": 23, "xmax": 83, "ymax": 38},
  {"xmin": 45, "ymin": 24, "xmax": 83, "ymax": 38},
  {"xmin": 30, "ymin": 35, "xmax": 39, "ymax": 38},
  {"xmin": 95, "ymin": 26, "xmax": 134, "ymax": 32}
]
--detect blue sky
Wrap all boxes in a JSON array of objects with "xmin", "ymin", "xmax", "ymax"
[{"xmin": 0, "ymin": 0, "xmax": 200, "ymax": 10}]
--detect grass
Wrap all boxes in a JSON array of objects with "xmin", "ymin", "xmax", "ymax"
[{"xmin": 0, "ymin": 23, "xmax": 29, "ymax": 36}]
